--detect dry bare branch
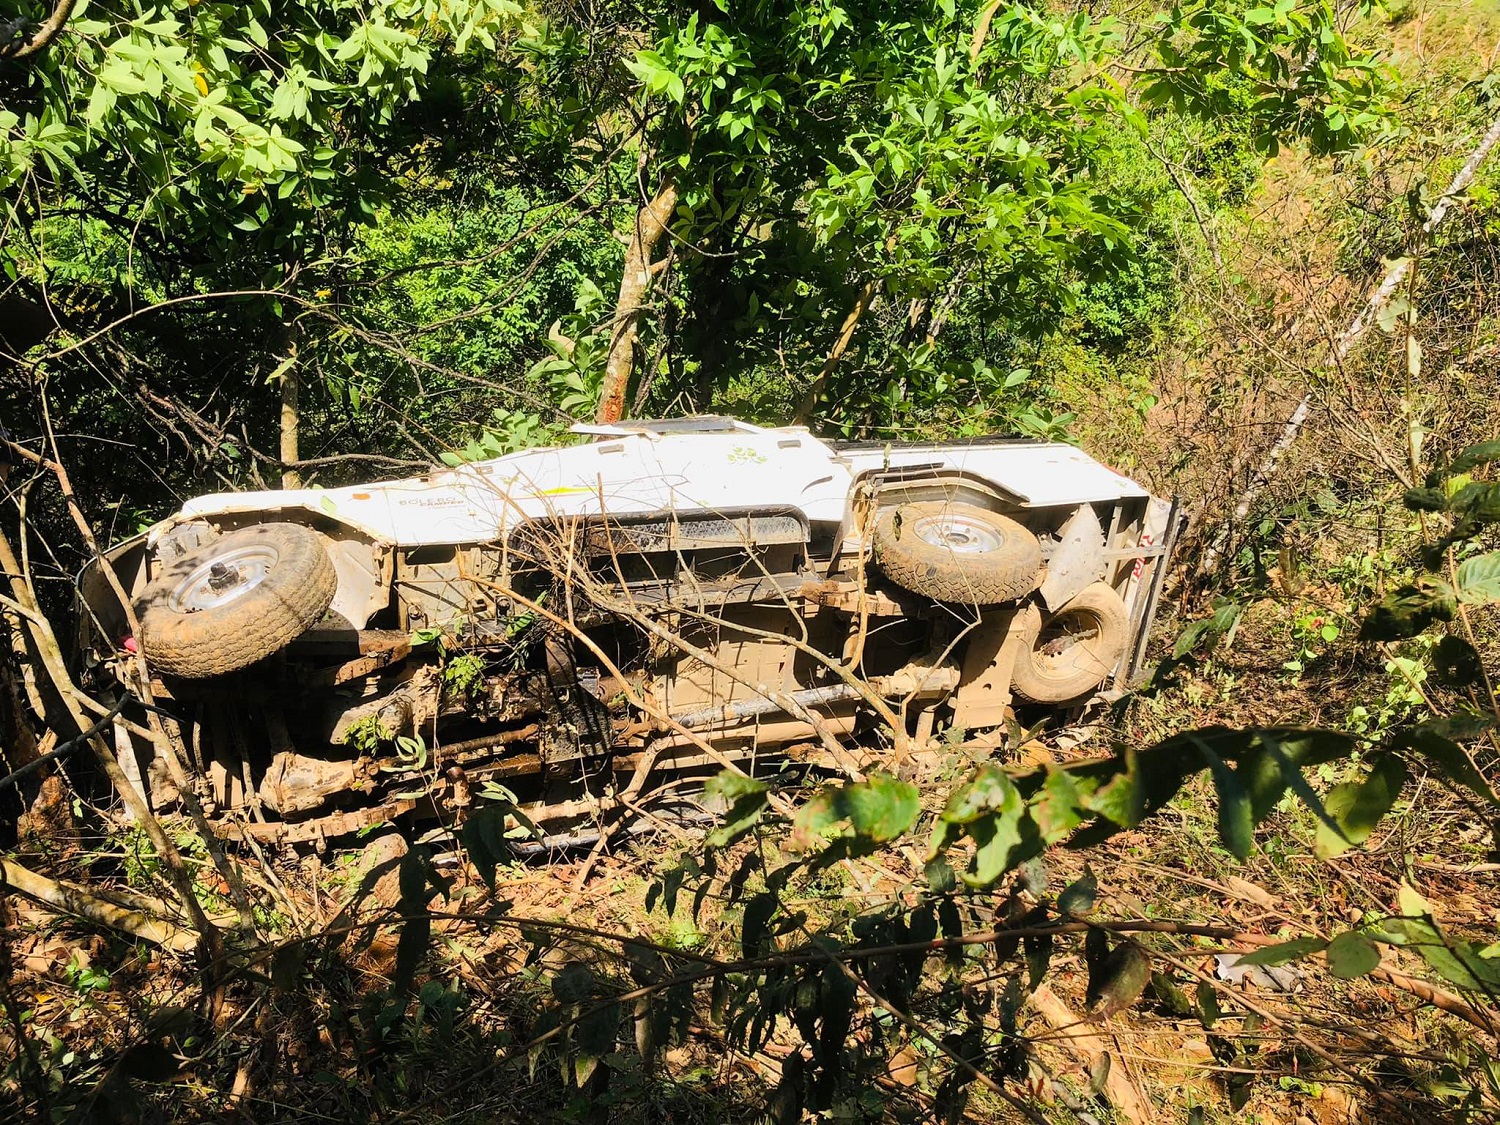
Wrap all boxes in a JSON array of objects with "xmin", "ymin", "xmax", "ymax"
[{"xmin": 1202, "ymin": 110, "xmax": 1500, "ymax": 575}]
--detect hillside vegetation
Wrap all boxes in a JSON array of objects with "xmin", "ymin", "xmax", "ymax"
[{"xmin": 4, "ymin": 0, "xmax": 1500, "ymax": 1122}]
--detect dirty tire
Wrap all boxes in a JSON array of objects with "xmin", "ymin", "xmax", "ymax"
[
  {"xmin": 873, "ymin": 501, "xmax": 1041, "ymax": 605},
  {"xmin": 357, "ymin": 829, "xmax": 410, "ymax": 912},
  {"xmin": 1010, "ymin": 582, "xmax": 1129, "ymax": 704},
  {"xmin": 137, "ymin": 523, "xmax": 336, "ymax": 679}
]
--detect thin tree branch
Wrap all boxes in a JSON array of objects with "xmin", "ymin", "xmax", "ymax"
[{"xmin": 2, "ymin": 0, "xmax": 76, "ymax": 61}]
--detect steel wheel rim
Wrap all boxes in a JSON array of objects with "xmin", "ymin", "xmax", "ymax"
[
  {"xmin": 910, "ymin": 511, "xmax": 1006, "ymax": 554},
  {"xmin": 1035, "ymin": 612, "xmax": 1101, "ymax": 670},
  {"xmin": 167, "ymin": 544, "xmax": 280, "ymax": 613}
]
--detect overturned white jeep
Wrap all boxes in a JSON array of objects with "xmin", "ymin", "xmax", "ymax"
[{"xmin": 80, "ymin": 417, "xmax": 1178, "ymax": 847}]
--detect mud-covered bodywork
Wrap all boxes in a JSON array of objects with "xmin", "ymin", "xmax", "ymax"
[{"xmin": 78, "ymin": 417, "xmax": 1179, "ymax": 847}]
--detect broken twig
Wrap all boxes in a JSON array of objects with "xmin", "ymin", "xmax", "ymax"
[{"xmin": 0, "ymin": 858, "xmax": 197, "ymax": 954}]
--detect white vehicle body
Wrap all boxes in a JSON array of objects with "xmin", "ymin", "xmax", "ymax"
[
  {"xmin": 171, "ymin": 419, "xmax": 1150, "ymax": 550},
  {"xmin": 79, "ymin": 417, "xmax": 1179, "ymax": 847}
]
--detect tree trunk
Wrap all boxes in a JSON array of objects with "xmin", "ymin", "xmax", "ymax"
[
  {"xmin": 596, "ymin": 181, "xmax": 678, "ymax": 425},
  {"xmin": 0, "ymin": 623, "xmax": 38, "ymax": 771},
  {"xmin": 0, "ymin": 858, "xmax": 199, "ymax": 952},
  {"xmin": 278, "ymin": 338, "xmax": 300, "ymax": 489},
  {"xmin": 791, "ymin": 279, "xmax": 881, "ymax": 426},
  {"xmin": 0, "ymin": 615, "xmax": 39, "ymax": 838}
]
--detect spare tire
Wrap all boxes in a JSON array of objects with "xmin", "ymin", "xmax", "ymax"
[
  {"xmin": 137, "ymin": 523, "xmax": 337, "ymax": 679},
  {"xmin": 1010, "ymin": 582, "xmax": 1129, "ymax": 704},
  {"xmin": 873, "ymin": 501, "xmax": 1041, "ymax": 605}
]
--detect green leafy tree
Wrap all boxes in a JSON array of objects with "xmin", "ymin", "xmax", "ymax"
[
  {"xmin": 0, "ymin": 0, "xmax": 1394, "ymax": 507},
  {"xmin": 2, "ymin": 0, "xmax": 527, "ymax": 483},
  {"xmin": 491, "ymin": 0, "xmax": 1393, "ymax": 430},
  {"xmin": 3, "ymin": 0, "xmax": 523, "ymax": 252}
]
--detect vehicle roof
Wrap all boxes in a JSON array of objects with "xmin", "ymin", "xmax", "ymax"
[
  {"xmin": 570, "ymin": 416, "xmax": 773, "ymax": 437},
  {"xmin": 836, "ymin": 442, "xmax": 1148, "ymax": 507},
  {"xmin": 160, "ymin": 418, "xmax": 1151, "ymax": 547}
]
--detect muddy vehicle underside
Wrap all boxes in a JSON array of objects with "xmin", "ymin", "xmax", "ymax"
[{"xmin": 78, "ymin": 418, "xmax": 1178, "ymax": 849}]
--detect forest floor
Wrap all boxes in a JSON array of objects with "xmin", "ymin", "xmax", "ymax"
[{"xmin": 5, "ymin": 585, "xmax": 1496, "ymax": 1125}]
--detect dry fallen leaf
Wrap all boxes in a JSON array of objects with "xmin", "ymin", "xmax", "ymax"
[
  {"xmin": 1223, "ymin": 875, "xmax": 1276, "ymax": 909},
  {"xmin": 886, "ymin": 1044, "xmax": 919, "ymax": 1086}
]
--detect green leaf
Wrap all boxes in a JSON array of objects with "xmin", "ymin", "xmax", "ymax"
[
  {"xmin": 1402, "ymin": 486, "xmax": 1447, "ymax": 512},
  {"xmin": 551, "ymin": 961, "xmax": 596, "ymax": 1003},
  {"xmin": 1195, "ymin": 980, "xmax": 1220, "ymax": 1029},
  {"xmin": 1449, "ymin": 482, "xmax": 1500, "ymax": 525},
  {"xmin": 1313, "ymin": 782, "xmax": 1362, "ymax": 859},
  {"xmin": 398, "ymin": 845, "xmax": 432, "ymax": 906},
  {"xmin": 816, "ymin": 964, "xmax": 858, "ymax": 1066},
  {"xmin": 742, "ymin": 892, "xmax": 777, "ymax": 959},
  {"xmin": 1255, "ymin": 732, "xmax": 1355, "ymax": 842},
  {"xmin": 842, "ymin": 772, "xmax": 920, "ymax": 841},
  {"xmin": 1172, "ymin": 618, "xmax": 1214, "ymax": 658},
  {"xmin": 793, "ymin": 772, "xmax": 918, "ymax": 853},
  {"xmin": 1024, "ymin": 927, "xmax": 1053, "ymax": 989},
  {"xmin": 791, "ymin": 791, "xmax": 843, "ymax": 850},
  {"xmin": 1088, "ymin": 943, "xmax": 1151, "ymax": 1017},
  {"xmin": 703, "ymin": 769, "xmax": 770, "ymax": 848},
  {"xmin": 1456, "ymin": 552, "xmax": 1500, "ymax": 604},
  {"xmin": 967, "ymin": 801, "xmax": 1024, "ymax": 887},
  {"xmin": 1235, "ymin": 936, "xmax": 1328, "ymax": 967},
  {"xmin": 1080, "ymin": 750, "xmax": 1144, "ymax": 827},
  {"xmin": 1314, "ymin": 755, "xmax": 1407, "ymax": 859},
  {"xmin": 1033, "ymin": 766, "xmax": 1091, "ymax": 843},
  {"xmin": 1058, "ymin": 869, "xmax": 1097, "ymax": 915},
  {"xmin": 1449, "ymin": 439, "xmax": 1500, "ymax": 475},
  {"xmin": 1189, "ymin": 735, "xmax": 1255, "ymax": 858},
  {"xmin": 1375, "ymin": 915, "xmax": 1500, "ymax": 991},
  {"xmin": 573, "ymin": 999, "xmax": 618, "ymax": 1065},
  {"xmin": 1088, "ymin": 1050, "xmax": 1111, "ymax": 1096},
  {"xmin": 461, "ymin": 806, "xmax": 511, "ymax": 891},
  {"xmin": 1084, "ymin": 924, "xmax": 1109, "ymax": 979},
  {"xmin": 245, "ymin": 17, "xmax": 270, "ymax": 49},
  {"xmin": 394, "ymin": 913, "xmax": 430, "ymax": 993},
  {"xmin": 1325, "ymin": 931, "xmax": 1380, "ymax": 979},
  {"xmin": 1431, "ymin": 636, "xmax": 1485, "ymax": 686},
  {"xmin": 941, "ymin": 763, "xmax": 1018, "ymax": 825},
  {"xmin": 925, "ymin": 857, "xmax": 956, "ymax": 893},
  {"xmin": 97, "ymin": 60, "xmax": 150, "ymax": 95},
  {"xmin": 1149, "ymin": 971, "xmax": 1194, "ymax": 1016},
  {"xmin": 1419, "ymin": 711, "xmax": 1493, "ymax": 742},
  {"xmin": 1397, "ymin": 723, "xmax": 1498, "ymax": 804},
  {"xmin": 1361, "ymin": 578, "xmax": 1456, "ymax": 640},
  {"xmin": 935, "ymin": 766, "xmax": 1027, "ymax": 887},
  {"xmin": 85, "ymin": 83, "xmax": 118, "ymax": 126}
]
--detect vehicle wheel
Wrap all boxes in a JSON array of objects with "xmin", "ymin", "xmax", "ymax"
[
  {"xmin": 1010, "ymin": 582, "xmax": 1129, "ymax": 704},
  {"xmin": 137, "ymin": 523, "xmax": 337, "ymax": 679},
  {"xmin": 873, "ymin": 501, "xmax": 1041, "ymax": 605}
]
